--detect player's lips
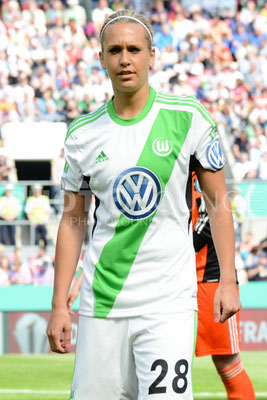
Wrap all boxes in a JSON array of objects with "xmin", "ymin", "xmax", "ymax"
[{"xmin": 117, "ymin": 70, "xmax": 135, "ymax": 76}]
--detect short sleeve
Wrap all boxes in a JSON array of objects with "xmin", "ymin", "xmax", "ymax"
[
  {"xmin": 193, "ymin": 109, "xmax": 226, "ymax": 172},
  {"xmin": 61, "ymin": 134, "xmax": 84, "ymax": 192}
]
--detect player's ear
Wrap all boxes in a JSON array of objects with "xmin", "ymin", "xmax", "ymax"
[
  {"xmin": 99, "ymin": 51, "xmax": 106, "ymax": 70},
  {"xmin": 149, "ymin": 47, "xmax": 155, "ymax": 68}
]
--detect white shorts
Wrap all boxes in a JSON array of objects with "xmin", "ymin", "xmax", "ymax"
[{"xmin": 70, "ymin": 310, "xmax": 197, "ymax": 400}]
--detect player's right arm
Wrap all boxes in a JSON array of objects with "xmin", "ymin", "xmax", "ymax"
[
  {"xmin": 46, "ymin": 190, "xmax": 88, "ymax": 353},
  {"xmin": 196, "ymin": 168, "xmax": 241, "ymax": 323}
]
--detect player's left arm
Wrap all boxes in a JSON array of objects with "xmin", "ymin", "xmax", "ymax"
[{"xmin": 196, "ymin": 167, "xmax": 241, "ymax": 323}]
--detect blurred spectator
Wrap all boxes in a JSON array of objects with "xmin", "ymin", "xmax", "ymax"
[
  {"xmin": 0, "ymin": 93, "xmax": 20, "ymax": 123},
  {"xmin": 154, "ymin": 22, "xmax": 174, "ymax": 50},
  {"xmin": 0, "ymin": 141, "xmax": 17, "ymax": 183},
  {"xmin": 65, "ymin": 0, "xmax": 87, "ymax": 27},
  {"xmin": 64, "ymin": 17, "xmax": 87, "ymax": 48},
  {"xmin": 10, "ymin": 256, "xmax": 32, "ymax": 285},
  {"xmin": 240, "ymin": 231, "xmax": 259, "ymax": 261},
  {"xmin": 160, "ymin": 44, "xmax": 179, "ymax": 70},
  {"xmin": 233, "ymin": 152, "xmax": 258, "ymax": 181},
  {"xmin": 249, "ymin": 137, "xmax": 264, "ymax": 171},
  {"xmin": 0, "ymin": 255, "xmax": 11, "ymax": 286},
  {"xmin": 30, "ymin": 245, "xmax": 54, "ymax": 285},
  {"xmin": 172, "ymin": 7, "xmax": 194, "ymax": 41},
  {"xmin": 240, "ymin": 0, "xmax": 257, "ymax": 27},
  {"xmin": 235, "ymin": 249, "xmax": 248, "ymax": 285},
  {"xmin": 191, "ymin": 5, "xmax": 210, "ymax": 36},
  {"xmin": 259, "ymin": 151, "xmax": 267, "ymax": 179},
  {"xmin": 7, "ymin": 245, "xmax": 27, "ymax": 265},
  {"xmin": 0, "ymin": 183, "xmax": 21, "ymax": 245},
  {"xmin": 233, "ymin": 130, "xmax": 249, "ymax": 160},
  {"xmin": 21, "ymin": 0, "xmax": 46, "ymax": 32},
  {"xmin": 15, "ymin": 74, "xmax": 36, "ymax": 122},
  {"xmin": 245, "ymin": 244, "xmax": 267, "ymax": 281},
  {"xmin": 1, "ymin": 0, "xmax": 21, "ymax": 25},
  {"xmin": 91, "ymin": 0, "xmax": 113, "ymax": 33},
  {"xmin": 0, "ymin": 153, "xmax": 12, "ymax": 182},
  {"xmin": 24, "ymin": 183, "xmax": 52, "ymax": 246},
  {"xmin": 210, "ymin": 15, "xmax": 233, "ymax": 43},
  {"xmin": 172, "ymin": 73, "xmax": 195, "ymax": 97}
]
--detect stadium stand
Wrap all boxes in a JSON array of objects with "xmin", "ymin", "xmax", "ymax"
[{"xmin": 0, "ymin": 0, "xmax": 266, "ymax": 287}]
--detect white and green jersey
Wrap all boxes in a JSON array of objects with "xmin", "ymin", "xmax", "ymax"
[{"xmin": 62, "ymin": 88, "xmax": 225, "ymax": 318}]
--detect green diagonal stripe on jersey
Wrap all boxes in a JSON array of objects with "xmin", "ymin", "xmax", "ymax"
[{"xmin": 93, "ymin": 109, "xmax": 193, "ymax": 317}]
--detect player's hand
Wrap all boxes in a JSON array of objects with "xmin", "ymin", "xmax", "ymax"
[
  {"xmin": 214, "ymin": 282, "xmax": 241, "ymax": 324},
  {"xmin": 46, "ymin": 308, "xmax": 72, "ymax": 353}
]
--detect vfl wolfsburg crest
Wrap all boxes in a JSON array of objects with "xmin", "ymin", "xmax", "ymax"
[
  {"xmin": 113, "ymin": 167, "xmax": 162, "ymax": 220},
  {"xmin": 152, "ymin": 137, "xmax": 173, "ymax": 157}
]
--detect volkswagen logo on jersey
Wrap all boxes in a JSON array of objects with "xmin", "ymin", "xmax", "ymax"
[
  {"xmin": 152, "ymin": 137, "xmax": 173, "ymax": 157},
  {"xmin": 113, "ymin": 167, "xmax": 162, "ymax": 220},
  {"xmin": 206, "ymin": 138, "xmax": 225, "ymax": 170}
]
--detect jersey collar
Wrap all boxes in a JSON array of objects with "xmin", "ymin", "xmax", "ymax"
[{"xmin": 107, "ymin": 87, "xmax": 156, "ymax": 126}]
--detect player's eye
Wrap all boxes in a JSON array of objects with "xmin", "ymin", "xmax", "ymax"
[
  {"xmin": 109, "ymin": 47, "xmax": 121, "ymax": 54},
  {"xmin": 129, "ymin": 47, "xmax": 140, "ymax": 53}
]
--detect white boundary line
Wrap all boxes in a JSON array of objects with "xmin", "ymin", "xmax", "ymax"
[
  {"xmin": 1, "ymin": 390, "xmax": 267, "ymax": 397},
  {"xmin": 0, "ymin": 390, "xmax": 69, "ymax": 394}
]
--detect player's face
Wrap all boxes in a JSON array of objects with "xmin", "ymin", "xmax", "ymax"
[{"xmin": 99, "ymin": 23, "xmax": 155, "ymax": 94}]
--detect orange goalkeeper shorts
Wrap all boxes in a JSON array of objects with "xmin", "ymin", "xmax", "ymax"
[{"xmin": 195, "ymin": 282, "xmax": 240, "ymax": 357}]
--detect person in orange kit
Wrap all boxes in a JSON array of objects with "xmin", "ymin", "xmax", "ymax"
[{"xmin": 191, "ymin": 170, "xmax": 255, "ymax": 400}]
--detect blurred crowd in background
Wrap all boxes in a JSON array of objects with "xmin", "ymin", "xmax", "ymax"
[
  {"xmin": 0, "ymin": 0, "xmax": 266, "ymax": 180},
  {"xmin": 0, "ymin": 243, "xmax": 55, "ymax": 285},
  {"xmin": 0, "ymin": 0, "xmax": 266, "ymax": 284}
]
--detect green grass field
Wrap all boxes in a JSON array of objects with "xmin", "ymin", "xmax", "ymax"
[{"xmin": 0, "ymin": 352, "xmax": 266, "ymax": 400}]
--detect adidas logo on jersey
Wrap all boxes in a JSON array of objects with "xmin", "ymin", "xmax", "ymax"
[{"xmin": 95, "ymin": 151, "xmax": 109, "ymax": 164}]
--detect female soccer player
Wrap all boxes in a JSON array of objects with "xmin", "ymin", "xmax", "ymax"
[{"xmin": 46, "ymin": 10, "xmax": 241, "ymax": 400}]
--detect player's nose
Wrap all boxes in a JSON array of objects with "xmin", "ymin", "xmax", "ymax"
[{"xmin": 119, "ymin": 49, "xmax": 130, "ymax": 66}]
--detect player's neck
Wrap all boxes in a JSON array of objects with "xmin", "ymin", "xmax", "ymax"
[{"xmin": 112, "ymin": 85, "xmax": 150, "ymax": 119}]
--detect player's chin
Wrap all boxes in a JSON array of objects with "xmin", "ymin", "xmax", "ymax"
[
  {"xmin": 116, "ymin": 83, "xmax": 143, "ymax": 94},
  {"xmin": 115, "ymin": 78, "xmax": 139, "ymax": 90}
]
